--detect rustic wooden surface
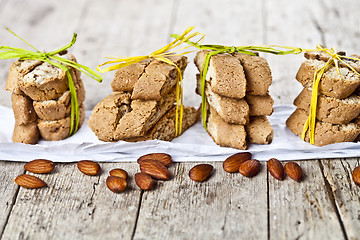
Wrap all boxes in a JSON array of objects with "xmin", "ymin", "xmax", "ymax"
[{"xmin": 0, "ymin": 0, "xmax": 359, "ymax": 239}]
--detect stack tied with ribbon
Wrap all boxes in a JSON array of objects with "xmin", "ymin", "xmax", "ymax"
[
  {"xmin": 287, "ymin": 47, "xmax": 360, "ymax": 146},
  {"xmin": 194, "ymin": 50, "xmax": 274, "ymax": 150},
  {"xmin": 1, "ymin": 29, "xmax": 102, "ymax": 144},
  {"xmin": 88, "ymin": 28, "xmax": 200, "ymax": 142}
]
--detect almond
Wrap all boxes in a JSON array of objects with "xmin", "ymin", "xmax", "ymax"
[
  {"xmin": 267, "ymin": 158, "xmax": 284, "ymax": 180},
  {"xmin": 109, "ymin": 168, "xmax": 128, "ymax": 180},
  {"xmin": 77, "ymin": 160, "xmax": 101, "ymax": 176},
  {"xmin": 284, "ymin": 162, "xmax": 303, "ymax": 182},
  {"xmin": 106, "ymin": 176, "xmax": 127, "ymax": 193},
  {"xmin": 189, "ymin": 164, "xmax": 213, "ymax": 182},
  {"xmin": 239, "ymin": 159, "xmax": 261, "ymax": 177},
  {"xmin": 139, "ymin": 160, "xmax": 171, "ymax": 180},
  {"xmin": 14, "ymin": 174, "xmax": 47, "ymax": 189},
  {"xmin": 223, "ymin": 152, "xmax": 252, "ymax": 173},
  {"xmin": 135, "ymin": 172, "xmax": 155, "ymax": 190},
  {"xmin": 24, "ymin": 159, "xmax": 55, "ymax": 174},
  {"xmin": 352, "ymin": 166, "xmax": 360, "ymax": 186},
  {"xmin": 137, "ymin": 153, "xmax": 172, "ymax": 167}
]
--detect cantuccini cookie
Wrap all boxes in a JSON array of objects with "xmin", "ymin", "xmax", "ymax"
[
  {"xmin": 11, "ymin": 93, "xmax": 37, "ymax": 125},
  {"xmin": 286, "ymin": 108, "xmax": 360, "ymax": 146},
  {"xmin": 245, "ymin": 116, "xmax": 273, "ymax": 144},
  {"xmin": 194, "ymin": 50, "xmax": 247, "ymax": 99},
  {"xmin": 37, "ymin": 104, "xmax": 85, "ymax": 141},
  {"xmin": 12, "ymin": 122, "xmax": 39, "ymax": 144},
  {"xmin": 125, "ymin": 106, "xmax": 198, "ymax": 142},
  {"xmin": 294, "ymin": 87, "xmax": 360, "ymax": 124}
]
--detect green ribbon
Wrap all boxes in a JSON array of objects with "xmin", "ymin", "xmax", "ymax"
[
  {"xmin": 0, "ymin": 28, "xmax": 103, "ymax": 136},
  {"xmin": 171, "ymin": 33, "xmax": 304, "ymax": 129}
]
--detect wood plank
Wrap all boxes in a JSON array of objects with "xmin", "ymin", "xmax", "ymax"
[
  {"xmin": 1, "ymin": 162, "xmax": 141, "ymax": 240},
  {"xmin": 74, "ymin": 0, "xmax": 175, "ymax": 109},
  {"xmin": 133, "ymin": 161, "xmax": 268, "ymax": 239},
  {"xmin": 320, "ymin": 158, "xmax": 360, "ymax": 240},
  {"xmin": 0, "ymin": 161, "xmax": 24, "ymax": 237},
  {"xmin": 269, "ymin": 160, "xmax": 345, "ymax": 240}
]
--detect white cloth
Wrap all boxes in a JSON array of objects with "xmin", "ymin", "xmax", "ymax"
[{"xmin": 0, "ymin": 105, "xmax": 359, "ymax": 162}]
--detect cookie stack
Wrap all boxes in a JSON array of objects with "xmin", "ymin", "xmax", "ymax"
[
  {"xmin": 88, "ymin": 56, "xmax": 198, "ymax": 142},
  {"xmin": 194, "ymin": 50, "xmax": 274, "ymax": 150},
  {"xmin": 286, "ymin": 51, "xmax": 360, "ymax": 146},
  {"xmin": 6, "ymin": 54, "xmax": 85, "ymax": 144}
]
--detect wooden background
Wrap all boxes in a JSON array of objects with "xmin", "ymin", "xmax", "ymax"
[{"xmin": 0, "ymin": 0, "xmax": 359, "ymax": 239}]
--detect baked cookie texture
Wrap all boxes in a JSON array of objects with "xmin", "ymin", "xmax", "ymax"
[
  {"xmin": 89, "ymin": 56, "xmax": 198, "ymax": 142},
  {"xmin": 287, "ymin": 52, "xmax": 360, "ymax": 146},
  {"xmin": 6, "ymin": 53, "xmax": 86, "ymax": 144},
  {"xmin": 194, "ymin": 50, "xmax": 274, "ymax": 149},
  {"xmin": 286, "ymin": 108, "xmax": 360, "ymax": 146}
]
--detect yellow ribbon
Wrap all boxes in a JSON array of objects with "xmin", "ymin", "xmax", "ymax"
[
  {"xmin": 97, "ymin": 27, "xmax": 204, "ymax": 136},
  {"xmin": 301, "ymin": 45, "xmax": 360, "ymax": 144}
]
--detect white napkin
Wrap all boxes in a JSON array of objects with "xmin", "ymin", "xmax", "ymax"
[{"xmin": 0, "ymin": 105, "xmax": 359, "ymax": 162}]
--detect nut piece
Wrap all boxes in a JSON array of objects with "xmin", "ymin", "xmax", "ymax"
[
  {"xmin": 14, "ymin": 174, "xmax": 47, "ymax": 189},
  {"xmin": 24, "ymin": 159, "xmax": 55, "ymax": 174},
  {"xmin": 223, "ymin": 152, "xmax": 252, "ymax": 173},
  {"xmin": 239, "ymin": 159, "xmax": 261, "ymax": 178},
  {"xmin": 189, "ymin": 164, "xmax": 214, "ymax": 182},
  {"xmin": 77, "ymin": 160, "xmax": 101, "ymax": 176},
  {"xmin": 284, "ymin": 162, "xmax": 303, "ymax": 182},
  {"xmin": 137, "ymin": 153, "xmax": 172, "ymax": 167},
  {"xmin": 352, "ymin": 166, "xmax": 360, "ymax": 186},
  {"xmin": 139, "ymin": 160, "xmax": 171, "ymax": 180},
  {"xmin": 267, "ymin": 158, "xmax": 284, "ymax": 180},
  {"xmin": 109, "ymin": 168, "xmax": 128, "ymax": 180},
  {"xmin": 135, "ymin": 172, "xmax": 155, "ymax": 190},
  {"xmin": 106, "ymin": 176, "xmax": 127, "ymax": 193}
]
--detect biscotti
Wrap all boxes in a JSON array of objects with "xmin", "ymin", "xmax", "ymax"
[
  {"xmin": 37, "ymin": 105, "xmax": 85, "ymax": 141},
  {"xmin": 125, "ymin": 106, "xmax": 198, "ymax": 142},
  {"xmin": 194, "ymin": 50, "xmax": 274, "ymax": 149},
  {"xmin": 296, "ymin": 59, "xmax": 360, "ymax": 99},
  {"xmin": 194, "ymin": 51, "xmax": 247, "ymax": 99},
  {"xmin": 286, "ymin": 108, "xmax": 360, "ymax": 146},
  {"xmin": 287, "ymin": 51, "xmax": 360, "ymax": 146},
  {"xmin": 233, "ymin": 52, "xmax": 272, "ymax": 96},
  {"xmin": 207, "ymin": 106, "xmax": 247, "ymax": 150},
  {"xmin": 245, "ymin": 116, "xmax": 274, "ymax": 144},
  {"xmin": 6, "ymin": 53, "xmax": 86, "ymax": 144},
  {"xmin": 90, "ymin": 56, "xmax": 196, "ymax": 142},
  {"xmin": 294, "ymin": 87, "xmax": 360, "ymax": 124},
  {"xmin": 112, "ymin": 56, "xmax": 187, "ymax": 100}
]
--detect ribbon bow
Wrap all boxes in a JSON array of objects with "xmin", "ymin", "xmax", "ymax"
[
  {"xmin": 97, "ymin": 27, "xmax": 204, "ymax": 136},
  {"xmin": 0, "ymin": 28, "xmax": 103, "ymax": 136}
]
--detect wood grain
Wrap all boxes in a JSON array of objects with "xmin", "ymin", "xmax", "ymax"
[
  {"xmin": 321, "ymin": 159, "xmax": 360, "ymax": 240},
  {"xmin": 1, "ymin": 163, "xmax": 141, "ymax": 240},
  {"xmin": 268, "ymin": 160, "xmax": 345, "ymax": 240},
  {"xmin": 133, "ymin": 161, "xmax": 268, "ymax": 240},
  {"xmin": 0, "ymin": 161, "xmax": 24, "ymax": 237}
]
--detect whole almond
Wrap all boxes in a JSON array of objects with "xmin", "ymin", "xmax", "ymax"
[
  {"xmin": 239, "ymin": 159, "xmax": 261, "ymax": 177},
  {"xmin": 77, "ymin": 160, "xmax": 101, "ymax": 176},
  {"xmin": 189, "ymin": 164, "xmax": 213, "ymax": 182},
  {"xmin": 139, "ymin": 160, "xmax": 171, "ymax": 180},
  {"xmin": 14, "ymin": 174, "xmax": 47, "ymax": 189},
  {"xmin": 106, "ymin": 176, "xmax": 127, "ymax": 193},
  {"xmin": 135, "ymin": 172, "xmax": 155, "ymax": 190},
  {"xmin": 223, "ymin": 152, "xmax": 252, "ymax": 173},
  {"xmin": 284, "ymin": 162, "xmax": 303, "ymax": 182},
  {"xmin": 352, "ymin": 166, "xmax": 360, "ymax": 186},
  {"xmin": 24, "ymin": 159, "xmax": 55, "ymax": 174},
  {"xmin": 109, "ymin": 168, "xmax": 128, "ymax": 180},
  {"xmin": 267, "ymin": 158, "xmax": 284, "ymax": 180},
  {"xmin": 137, "ymin": 153, "xmax": 172, "ymax": 167}
]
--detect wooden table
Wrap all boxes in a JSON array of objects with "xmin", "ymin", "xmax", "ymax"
[{"xmin": 0, "ymin": 0, "xmax": 359, "ymax": 239}]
